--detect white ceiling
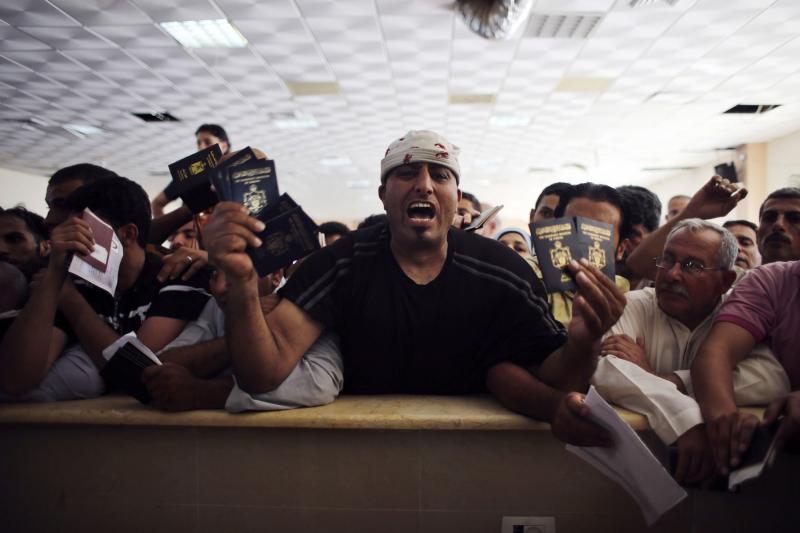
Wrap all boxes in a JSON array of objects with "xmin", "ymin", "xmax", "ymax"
[{"xmin": 2, "ymin": 0, "xmax": 800, "ymax": 222}]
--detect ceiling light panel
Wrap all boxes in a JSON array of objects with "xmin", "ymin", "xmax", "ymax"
[{"xmin": 160, "ymin": 20, "xmax": 248, "ymax": 48}]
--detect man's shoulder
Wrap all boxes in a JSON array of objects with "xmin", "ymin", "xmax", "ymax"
[
  {"xmin": 625, "ymin": 286, "xmax": 657, "ymax": 305},
  {"xmin": 734, "ymin": 260, "xmax": 800, "ymax": 295},
  {"xmin": 449, "ymin": 229, "xmax": 546, "ymax": 297}
]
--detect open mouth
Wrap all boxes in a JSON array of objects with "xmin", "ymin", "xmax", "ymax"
[{"xmin": 407, "ymin": 201, "xmax": 436, "ymax": 222}]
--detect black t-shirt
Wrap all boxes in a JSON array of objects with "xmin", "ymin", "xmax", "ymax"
[
  {"xmin": 59, "ymin": 253, "xmax": 211, "ymax": 341},
  {"xmin": 280, "ymin": 224, "xmax": 567, "ymax": 394},
  {"xmin": 0, "ymin": 310, "xmax": 19, "ymax": 342}
]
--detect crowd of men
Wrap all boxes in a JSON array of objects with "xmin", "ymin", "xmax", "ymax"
[{"xmin": 1, "ymin": 124, "xmax": 799, "ymax": 487}]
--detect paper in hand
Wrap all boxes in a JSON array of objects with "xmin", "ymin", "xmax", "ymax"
[
  {"xmin": 565, "ymin": 387, "xmax": 687, "ymax": 526},
  {"xmin": 68, "ymin": 209, "xmax": 123, "ymax": 295},
  {"xmin": 728, "ymin": 424, "xmax": 780, "ymax": 490}
]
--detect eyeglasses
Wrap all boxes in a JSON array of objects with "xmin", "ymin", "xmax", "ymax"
[{"xmin": 653, "ymin": 255, "xmax": 723, "ymax": 276}]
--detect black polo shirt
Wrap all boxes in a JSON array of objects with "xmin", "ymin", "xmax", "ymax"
[{"xmin": 280, "ymin": 224, "xmax": 567, "ymax": 394}]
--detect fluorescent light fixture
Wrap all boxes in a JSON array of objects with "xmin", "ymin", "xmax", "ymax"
[
  {"xmin": 489, "ymin": 115, "xmax": 530, "ymax": 127},
  {"xmin": 160, "ymin": 19, "xmax": 247, "ymax": 48},
  {"xmin": 63, "ymin": 124, "xmax": 104, "ymax": 136},
  {"xmin": 272, "ymin": 112, "xmax": 318, "ymax": 129},
  {"xmin": 320, "ymin": 157, "xmax": 352, "ymax": 167}
]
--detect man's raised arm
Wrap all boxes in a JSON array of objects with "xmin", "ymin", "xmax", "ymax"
[
  {"xmin": 626, "ymin": 175, "xmax": 746, "ymax": 281},
  {"xmin": 204, "ymin": 202, "xmax": 323, "ymax": 393}
]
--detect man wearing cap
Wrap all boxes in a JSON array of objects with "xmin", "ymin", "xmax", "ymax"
[{"xmin": 204, "ymin": 131, "xmax": 625, "ymax": 444}]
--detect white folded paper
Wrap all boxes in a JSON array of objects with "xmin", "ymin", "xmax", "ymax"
[
  {"xmin": 68, "ymin": 232, "xmax": 123, "ymax": 296},
  {"xmin": 566, "ymin": 386, "xmax": 687, "ymax": 526}
]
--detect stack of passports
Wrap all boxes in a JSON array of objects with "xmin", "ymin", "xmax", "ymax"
[
  {"xmin": 530, "ymin": 216, "xmax": 615, "ymax": 292},
  {"xmin": 167, "ymin": 145, "xmax": 320, "ymax": 275},
  {"xmin": 100, "ymin": 340, "xmax": 160, "ymax": 404},
  {"xmin": 246, "ymin": 193, "xmax": 320, "ymax": 277}
]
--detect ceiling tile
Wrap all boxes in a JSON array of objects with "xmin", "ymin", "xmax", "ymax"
[
  {"xmin": 0, "ymin": 0, "xmax": 79, "ymax": 27},
  {"xmin": 51, "ymin": 0, "xmax": 151, "ymax": 26},
  {"xmin": 0, "ymin": 26, "xmax": 51, "ymax": 51},
  {"xmin": 18, "ymin": 26, "xmax": 115, "ymax": 50},
  {"xmin": 90, "ymin": 24, "xmax": 178, "ymax": 48},
  {"xmin": 132, "ymin": 0, "xmax": 221, "ymax": 23}
]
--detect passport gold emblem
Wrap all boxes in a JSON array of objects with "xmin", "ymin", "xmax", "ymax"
[
  {"xmin": 243, "ymin": 184, "xmax": 266, "ymax": 214},
  {"xmin": 588, "ymin": 241, "xmax": 606, "ymax": 269},
  {"xmin": 189, "ymin": 161, "xmax": 206, "ymax": 175},
  {"xmin": 265, "ymin": 233, "xmax": 290, "ymax": 256},
  {"xmin": 550, "ymin": 240, "xmax": 571, "ymax": 269}
]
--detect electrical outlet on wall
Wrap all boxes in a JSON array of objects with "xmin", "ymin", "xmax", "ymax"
[{"xmin": 501, "ymin": 516, "xmax": 555, "ymax": 533}]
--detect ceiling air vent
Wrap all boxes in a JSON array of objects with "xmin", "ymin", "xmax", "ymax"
[
  {"xmin": 723, "ymin": 104, "xmax": 781, "ymax": 114},
  {"xmin": 133, "ymin": 112, "xmax": 180, "ymax": 122},
  {"xmin": 524, "ymin": 13, "xmax": 603, "ymax": 39}
]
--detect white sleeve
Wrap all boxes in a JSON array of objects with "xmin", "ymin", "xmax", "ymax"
[
  {"xmin": 677, "ymin": 344, "xmax": 789, "ymax": 406},
  {"xmin": 730, "ymin": 344, "xmax": 790, "ymax": 406},
  {"xmin": 592, "ymin": 356, "xmax": 702, "ymax": 445},
  {"xmin": 225, "ymin": 332, "xmax": 344, "ymax": 413}
]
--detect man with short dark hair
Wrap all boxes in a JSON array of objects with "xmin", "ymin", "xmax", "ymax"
[
  {"xmin": 45, "ymin": 163, "xmax": 118, "ymax": 231},
  {"xmin": 0, "ymin": 177, "xmax": 211, "ymax": 400},
  {"xmin": 318, "ymin": 221, "xmax": 351, "ymax": 247},
  {"xmin": 528, "ymin": 183, "xmax": 631, "ymax": 326},
  {"xmin": 0, "ymin": 206, "xmax": 49, "ymax": 279},
  {"xmin": 756, "ymin": 187, "xmax": 800, "ymax": 264},
  {"xmin": 692, "ymin": 189, "xmax": 800, "ymax": 476},
  {"xmin": 530, "ymin": 182, "xmax": 571, "ymax": 224},
  {"xmin": 616, "ymin": 185, "xmax": 662, "ymax": 288},
  {"xmin": 722, "ymin": 219, "xmax": 760, "ymax": 270},
  {"xmin": 204, "ymin": 130, "xmax": 626, "ymax": 446}
]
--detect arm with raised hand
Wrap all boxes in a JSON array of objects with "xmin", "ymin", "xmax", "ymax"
[
  {"xmin": 203, "ymin": 202, "xmax": 323, "ymax": 393},
  {"xmin": 626, "ymin": 175, "xmax": 747, "ymax": 281}
]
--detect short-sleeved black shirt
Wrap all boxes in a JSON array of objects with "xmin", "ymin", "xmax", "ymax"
[
  {"xmin": 280, "ymin": 223, "xmax": 567, "ymax": 394},
  {"xmin": 60, "ymin": 253, "xmax": 211, "ymax": 341}
]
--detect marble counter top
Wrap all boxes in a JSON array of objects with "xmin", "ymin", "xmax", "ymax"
[{"xmin": 0, "ymin": 394, "xmax": 765, "ymax": 431}]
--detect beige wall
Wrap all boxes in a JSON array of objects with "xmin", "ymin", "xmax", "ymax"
[
  {"xmin": 1, "ymin": 423, "xmax": 798, "ymax": 533},
  {"xmin": 647, "ymin": 128, "xmax": 800, "ymax": 225},
  {"xmin": 0, "ymin": 167, "xmax": 49, "ymax": 215}
]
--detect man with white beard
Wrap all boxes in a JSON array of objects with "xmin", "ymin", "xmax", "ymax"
[{"xmin": 591, "ymin": 219, "xmax": 788, "ymax": 485}]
